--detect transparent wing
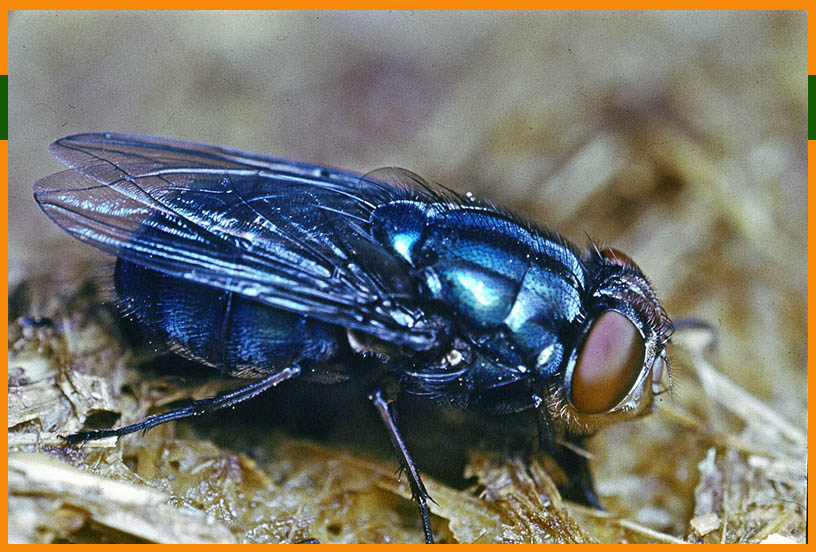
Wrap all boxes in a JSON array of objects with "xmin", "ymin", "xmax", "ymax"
[{"xmin": 34, "ymin": 132, "xmax": 444, "ymax": 350}]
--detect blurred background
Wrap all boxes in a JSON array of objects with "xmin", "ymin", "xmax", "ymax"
[{"xmin": 8, "ymin": 11, "xmax": 807, "ymax": 543}]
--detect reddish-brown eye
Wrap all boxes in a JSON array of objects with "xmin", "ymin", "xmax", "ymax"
[{"xmin": 571, "ymin": 310, "xmax": 645, "ymax": 414}]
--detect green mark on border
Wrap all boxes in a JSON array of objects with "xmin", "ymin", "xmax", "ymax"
[
  {"xmin": 810, "ymin": 75, "xmax": 815, "ymax": 140},
  {"xmin": 1, "ymin": 75, "xmax": 7, "ymax": 140}
]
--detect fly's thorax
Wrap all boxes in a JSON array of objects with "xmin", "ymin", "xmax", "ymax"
[
  {"xmin": 371, "ymin": 199, "xmax": 585, "ymax": 346},
  {"xmin": 370, "ymin": 200, "xmax": 589, "ymax": 410}
]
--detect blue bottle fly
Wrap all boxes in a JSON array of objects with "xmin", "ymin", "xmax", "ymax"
[{"xmin": 34, "ymin": 133, "xmax": 673, "ymax": 543}]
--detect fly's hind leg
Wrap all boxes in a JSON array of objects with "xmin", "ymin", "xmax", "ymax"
[
  {"xmin": 369, "ymin": 389, "xmax": 435, "ymax": 544},
  {"xmin": 64, "ymin": 366, "xmax": 302, "ymax": 444}
]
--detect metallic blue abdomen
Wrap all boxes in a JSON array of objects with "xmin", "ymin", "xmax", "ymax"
[{"xmin": 115, "ymin": 259, "xmax": 339, "ymax": 378}]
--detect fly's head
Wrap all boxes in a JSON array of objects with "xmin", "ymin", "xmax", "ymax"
[{"xmin": 544, "ymin": 246, "xmax": 673, "ymax": 436}]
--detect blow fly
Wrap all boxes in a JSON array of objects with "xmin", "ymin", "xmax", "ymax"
[{"xmin": 34, "ymin": 133, "xmax": 673, "ymax": 543}]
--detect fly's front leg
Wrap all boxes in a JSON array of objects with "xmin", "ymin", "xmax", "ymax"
[
  {"xmin": 534, "ymin": 397, "xmax": 602, "ymax": 510},
  {"xmin": 369, "ymin": 389, "xmax": 435, "ymax": 544},
  {"xmin": 553, "ymin": 437, "xmax": 603, "ymax": 510}
]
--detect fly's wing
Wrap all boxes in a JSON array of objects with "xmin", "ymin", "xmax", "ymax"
[{"xmin": 34, "ymin": 132, "xmax": 443, "ymax": 351}]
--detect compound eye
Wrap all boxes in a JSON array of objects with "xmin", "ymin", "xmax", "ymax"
[{"xmin": 571, "ymin": 310, "xmax": 645, "ymax": 414}]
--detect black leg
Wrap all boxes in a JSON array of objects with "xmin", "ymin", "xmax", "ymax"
[
  {"xmin": 64, "ymin": 366, "xmax": 301, "ymax": 444},
  {"xmin": 369, "ymin": 389, "xmax": 434, "ymax": 544},
  {"xmin": 532, "ymin": 393, "xmax": 556, "ymax": 454},
  {"xmin": 533, "ymin": 395, "xmax": 603, "ymax": 510},
  {"xmin": 553, "ymin": 439, "xmax": 603, "ymax": 510}
]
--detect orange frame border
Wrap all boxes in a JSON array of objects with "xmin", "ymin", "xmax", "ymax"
[{"xmin": 2, "ymin": 7, "xmax": 811, "ymax": 547}]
